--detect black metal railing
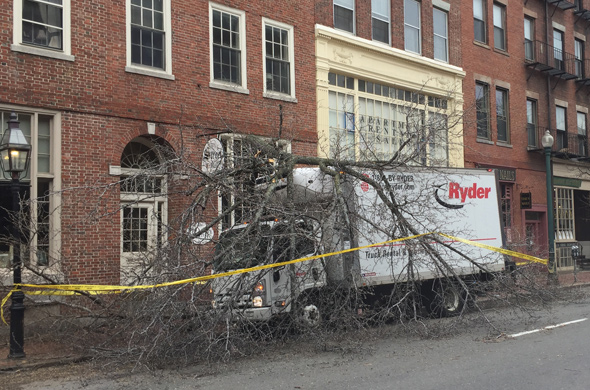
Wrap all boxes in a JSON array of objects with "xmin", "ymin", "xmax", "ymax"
[
  {"xmin": 530, "ymin": 126, "xmax": 589, "ymax": 158},
  {"xmin": 524, "ymin": 40, "xmax": 578, "ymax": 80},
  {"xmin": 546, "ymin": 0, "xmax": 576, "ymax": 10}
]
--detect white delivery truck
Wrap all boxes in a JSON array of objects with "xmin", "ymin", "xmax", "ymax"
[{"xmin": 211, "ymin": 167, "xmax": 509, "ymax": 324}]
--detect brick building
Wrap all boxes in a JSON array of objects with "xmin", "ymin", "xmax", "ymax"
[
  {"xmin": 0, "ymin": 0, "xmax": 317, "ymax": 285},
  {"xmin": 462, "ymin": 0, "xmax": 590, "ymax": 267}
]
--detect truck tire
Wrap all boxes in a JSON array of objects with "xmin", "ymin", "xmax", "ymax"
[
  {"xmin": 299, "ymin": 302, "xmax": 322, "ymax": 328},
  {"xmin": 427, "ymin": 281, "xmax": 465, "ymax": 317}
]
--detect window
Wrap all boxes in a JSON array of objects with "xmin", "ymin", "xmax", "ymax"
[
  {"xmin": 0, "ymin": 110, "xmax": 60, "ymax": 268},
  {"xmin": 493, "ymin": 3, "xmax": 506, "ymax": 51},
  {"xmin": 475, "ymin": 82, "xmax": 490, "ymax": 140},
  {"xmin": 524, "ymin": 17, "xmax": 534, "ymax": 61},
  {"xmin": 554, "ymin": 29, "xmax": 564, "ymax": 70},
  {"xmin": 210, "ymin": 3, "xmax": 248, "ymax": 93},
  {"xmin": 500, "ymin": 183, "xmax": 512, "ymax": 239},
  {"xmin": 12, "ymin": 0, "xmax": 73, "ymax": 61},
  {"xmin": 372, "ymin": 0, "xmax": 390, "ymax": 44},
  {"xmin": 575, "ymin": 39, "xmax": 584, "ymax": 79},
  {"xmin": 577, "ymin": 111, "xmax": 587, "ymax": 156},
  {"xmin": 526, "ymin": 99, "xmax": 537, "ymax": 147},
  {"xmin": 263, "ymin": 19, "xmax": 295, "ymax": 100},
  {"xmin": 328, "ymin": 72, "xmax": 450, "ymax": 166},
  {"xmin": 496, "ymin": 88, "xmax": 509, "ymax": 143},
  {"xmin": 334, "ymin": 0, "xmax": 355, "ymax": 33},
  {"xmin": 433, "ymin": 8, "xmax": 448, "ymax": 62},
  {"xmin": 404, "ymin": 0, "xmax": 421, "ymax": 54},
  {"xmin": 473, "ymin": 0, "xmax": 486, "ymax": 43},
  {"xmin": 126, "ymin": 0, "xmax": 173, "ymax": 79},
  {"xmin": 219, "ymin": 134, "xmax": 290, "ymax": 229},
  {"xmin": 555, "ymin": 187, "xmax": 574, "ymax": 241},
  {"xmin": 556, "ymin": 105, "xmax": 566, "ymax": 150}
]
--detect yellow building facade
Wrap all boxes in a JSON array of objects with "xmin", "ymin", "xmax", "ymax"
[{"xmin": 315, "ymin": 25, "xmax": 465, "ymax": 167}]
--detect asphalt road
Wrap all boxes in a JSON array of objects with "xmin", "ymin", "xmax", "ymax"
[{"xmin": 7, "ymin": 288, "xmax": 590, "ymax": 390}]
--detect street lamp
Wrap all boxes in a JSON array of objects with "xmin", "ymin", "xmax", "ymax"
[
  {"xmin": 541, "ymin": 130, "xmax": 556, "ymax": 276},
  {"xmin": 0, "ymin": 112, "xmax": 31, "ymax": 359}
]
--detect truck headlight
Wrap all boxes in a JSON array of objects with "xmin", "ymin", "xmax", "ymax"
[{"xmin": 252, "ymin": 296, "xmax": 263, "ymax": 307}]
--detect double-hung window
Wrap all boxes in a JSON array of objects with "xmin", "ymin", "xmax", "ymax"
[
  {"xmin": 577, "ymin": 111, "xmax": 587, "ymax": 156},
  {"xmin": 433, "ymin": 8, "xmax": 448, "ymax": 62},
  {"xmin": 493, "ymin": 3, "xmax": 506, "ymax": 51},
  {"xmin": 372, "ymin": 0, "xmax": 390, "ymax": 44},
  {"xmin": 126, "ymin": 0, "xmax": 173, "ymax": 79},
  {"xmin": 210, "ymin": 3, "xmax": 248, "ymax": 93},
  {"xmin": 554, "ymin": 29, "xmax": 564, "ymax": 70},
  {"xmin": 473, "ymin": 0, "xmax": 486, "ymax": 44},
  {"xmin": 263, "ymin": 19, "xmax": 295, "ymax": 100},
  {"xmin": 404, "ymin": 0, "xmax": 421, "ymax": 54},
  {"xmin": 496, "ymin": 88, "xmax": 509, "ymax": 143},
  {"xmin": 526, "ymin": 99, "xmax": 537, "ymax": 147},
  {"xmin": 334, "ymin": 0, "xmax": 355, "ymax": 33},
  {"xmin": 475, "ymin": 82, "xmax": 490, "ymax": 140},
  {"xmin": 575, "ymin": 39, "xmax": 584, "ymax": 79},
  {"xmin": 12, "ymin": 0, "xmax": 73, "ymax": 61},
  {"xmin": 556, "ymin": 105, "xmax": 567, "ymax": 150},
  {"xmin": 524, "ymin": 17, "xmax": 534, "ymax": 61}
]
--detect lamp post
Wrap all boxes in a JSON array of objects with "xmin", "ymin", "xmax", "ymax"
[
  {"xmin": 0, "ymin": 113, "xmax": 31, "ymax": 359},
  {"xmin": 541, "ymin": 130, "xmax": 556, "ymax": 277}
]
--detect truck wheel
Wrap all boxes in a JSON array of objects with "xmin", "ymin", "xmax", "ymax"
[
  {"xmin": 428, "ymin": 282, "xmax": 465, "ymax": 317},
  {"xmin": 299, "ymin": 302, "xmax": 322, "ymax": 328}
]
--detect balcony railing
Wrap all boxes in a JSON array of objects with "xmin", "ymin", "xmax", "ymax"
[
  {"xmin": 528, "ymin": 126, "xmax": 590, "ymax": 159},
  {"xmin": 546, "ymin": 0, "xmax": 576, "ymax": 10},
  {"xmin": 524, "ymin": 40, "xmax": 578, "ymax": 80},
  {"xmin": 575, "ymin": 59, "xmax": 590, "ymax": 86}
]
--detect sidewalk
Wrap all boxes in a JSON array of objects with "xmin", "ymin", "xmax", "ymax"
[{"xmin": 1, "ymin": 270, "xmax": 589, "ymax": 372}]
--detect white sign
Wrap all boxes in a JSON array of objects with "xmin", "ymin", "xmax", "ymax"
[
  {"xmin": 202, "ymin": 138, "xmax": 224, "ymax": 174},
  {"xmin": 188, "ymin": 223, "xmax": 214, "ymax": 245}
]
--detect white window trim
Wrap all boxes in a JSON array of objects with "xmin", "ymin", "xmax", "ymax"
[
  {"xmin": 12, "ymin": 0, "xmax": 74, "ymax": 61},
  {"xmin": 125, "ymin": 0, "xmax": 174, "ymax": 80},
  {"xmin": 209, "ymin": 2, "xmax": 249, "ymax": 94},
  {"xmin": 262, "ymin": 18, "xmax": 297, "ymax": 102},
  {"xmin": 404, "ymin": 0, "xmax": 422, "ymax": 55},
  {"xmin": 334, "ymin": 0, "xmax": 356, "ymax": 35},
  {"xmin": 218, "ymin": 133, "xmax": 291, "ymax": 229},
  {"xmin": 0, "ymin": 106, "xmax": 62, "ymax": 280},
  {"xmin": 433, "ymin": 7, "xmax": 448, "ymax": 63},
  {"xmin": 371, "ymin": 0, "xmax": 391, "ymax": 45}
]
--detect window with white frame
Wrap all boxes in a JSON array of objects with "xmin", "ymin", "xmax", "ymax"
[
  {"xmin": 556, "ymin": 105, "xmax": 566, "ymax": 150},
  {"xmin": 575, "ymin": 39, "xmax": 584, "ymax": 79},
  {"xmin": 577, "ymin": 111, "xmax": 587, "ymax": 156},
  {"xmin": 0, "ymin": 110, "xmax": 60, "ymax": 268},
  {"xmin": 496, "ymin": 87, "xmax": 509, "ymax": 143},
  {"xmin": 372, "ymin": 0, "xmax": 390, "ymax": 44},
  {"xmin": 328, "ymin": 72, "xmax": 450, "ymax": 166},
  {"xmin": 210, "ymin": 3, "xmax": 248, "ymax": 92},
  {"xmin": 12, "ymin": 0, "xmax": 73, "ymax": 61},
  {"xmin": 524, "ymin": 17, "xmax": 534, "ymax": 61},
  {"xmin": 493, "ymin": 3, "xmax": 506, "ymax": 51},
  {"xmin": 475, "ymin": 81, "xmax": 490, "ymax": 140},
  {"xmin": 554, "ymin": 29, "xmax": 564, "ymax": 70},
  {"xmin": 263, "ymin": 19, "xmax": 295, "ymax": 99},
  {"xmin": 404, "ymin": 0, "xmax": 421, "ymax": 54},
  {"xmin": 473, "ymin": 0, "xmax": 486, "ymax": 43},
  {"xmin": 555, "ymin": 187, "xmax": 574, "ymax": 241},
  {"xmin": 527, "ymin": 98, "xmax": 537, "ymax": 147},
  {"xmin": 334, "ymin": 0, "xmax": 355, "ymax": 33},
  {"xmin": 126, "ymin": 0, "xmax": 173, "ymax": 79},
  {"xmin": 433, "ymin": 8, "xmax": 448, "ymax": 62},
  {"xmin": 219, "ymin": 134, "xmax": 290, "ymax": 229}
]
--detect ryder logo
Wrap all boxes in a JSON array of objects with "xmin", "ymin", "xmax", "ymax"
[{"xmin": 448, "ymin": 182, "xmax": 491, "ymax": 202}]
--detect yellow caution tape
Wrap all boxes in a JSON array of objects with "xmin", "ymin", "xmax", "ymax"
[
  {"xmin": 438, "ymin": 233, "xmax": 548, "ymax": 266},
  {"xmin": 1, "ymin": 231, "xmax": 548, "ymax": 324}
]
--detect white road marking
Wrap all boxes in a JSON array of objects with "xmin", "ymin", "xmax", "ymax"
[{"xmin": 509, "ymin": 318, "xmax": 588, "ymax": 338}]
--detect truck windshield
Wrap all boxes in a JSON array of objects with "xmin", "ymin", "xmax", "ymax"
[{"xmin": 214, "ymin": 226, "xmax": 271, "ymax": 272}]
